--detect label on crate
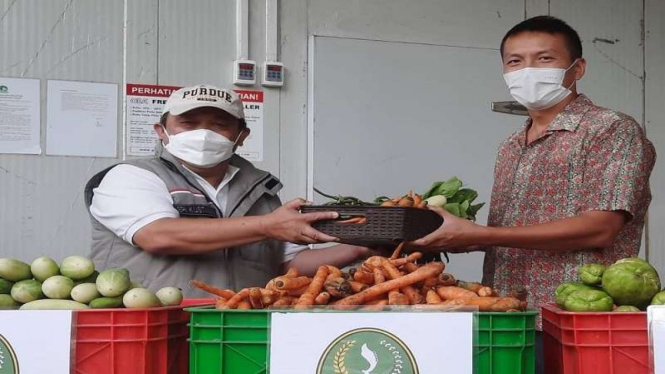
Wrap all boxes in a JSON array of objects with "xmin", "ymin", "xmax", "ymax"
[
  {"xmin": 649, "ymin": 305, "xmax": 665, "ymax": 374},
  {"xmin": 0, "ymin": 311, "xmax": 73, "ymax": 374},
  {"xmin": 269, "ymin": 312, "xmax": 473, "ymax": 374}
]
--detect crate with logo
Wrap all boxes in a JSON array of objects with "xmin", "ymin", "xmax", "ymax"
[
  {"xmin": 187, "ymin": 307, "xmax": 536, "ymax": 374},
  {"xmin": 542, "ymin": 304, "xmax": 649, "ymax": 374}
]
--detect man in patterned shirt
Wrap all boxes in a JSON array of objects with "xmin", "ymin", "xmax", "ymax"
[{"xmin": 413, "ymin": 16, "xmax": 655, "ymax": 373}]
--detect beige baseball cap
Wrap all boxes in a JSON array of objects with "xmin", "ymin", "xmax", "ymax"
[{"xmin": 162, "ymin": 84, "xmax": 245, "ymax": 119}]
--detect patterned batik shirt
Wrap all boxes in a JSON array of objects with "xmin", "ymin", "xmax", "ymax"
[{"xmin": 482, "ymin": 94, "xmax": 656, "ymax": 329}]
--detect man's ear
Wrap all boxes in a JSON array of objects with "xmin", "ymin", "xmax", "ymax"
[
  {"xmin": 154, "ymin": 123, "xmax": 168, "ymax": 143},
  {"xmin": 574, "ymin": 58, "xmax": 586, "ymax": 80},
  {"xmin": 237, "ymin": 127, "xmax": 251, "ymax": 147}
]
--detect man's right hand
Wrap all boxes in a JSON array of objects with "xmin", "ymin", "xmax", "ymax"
[{"xmin": 260, "ymin": 199, "xmax": 340, "ymax": 244}]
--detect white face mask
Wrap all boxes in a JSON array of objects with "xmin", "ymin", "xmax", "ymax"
[
  {"xmin": 503, "ymin": 60, "xmax": 579, "ymax": 110},
  {"xmin": 162, "ymin": 127, "xmax": 241, "ymax": 168}
]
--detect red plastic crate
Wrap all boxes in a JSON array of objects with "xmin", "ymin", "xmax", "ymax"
[
  {"xmin": 73, "ymin": 298, "xmax": 214, "ymax": 374},
  {"xmin": 541, "ymin": 304, "xmax": 649, "ymax": 374}
]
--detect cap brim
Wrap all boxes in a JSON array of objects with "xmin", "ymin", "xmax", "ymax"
[{"xmin": 166, "ymin": 101, "xmax": 242, "ymax": 119}]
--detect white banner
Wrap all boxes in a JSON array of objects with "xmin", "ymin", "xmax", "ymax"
[
  {"xmin": 270, "ymin": 312, "xmax": 473, "ymax": 374},
  {"xmin": 649, "ymin": 305, "xmax": 665, "ymax": 374},
  {"xmin": 0, "ymin": 310, "xmax": 73, "ymax": 374}
]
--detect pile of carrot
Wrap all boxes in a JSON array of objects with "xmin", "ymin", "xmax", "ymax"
[
  {"xmin": 191, "ymin": 244, "xmax": 527, "ymax": 312},
  {"xmin": 375, "ymin": 191, "xmax": 427, "ymax": 209}
]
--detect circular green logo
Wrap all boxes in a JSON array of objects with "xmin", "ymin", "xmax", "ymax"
[
  {"xmin": 0, "ymin": 334, "xmax": 19, "ymax": 374},
  {"xmin": 317, "ymin": 328, "xmax": 419, "ymax": 374},
  {"xmin": 0, "ymin": 86, "xmax": 7, "ymax": 93}
]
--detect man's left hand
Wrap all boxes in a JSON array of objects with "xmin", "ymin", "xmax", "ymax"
[{"xmin": 410, "ymin": 206, "xmax": 488, "ymax": 251}]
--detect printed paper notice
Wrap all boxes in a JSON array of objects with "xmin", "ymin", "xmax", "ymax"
[
  {"xmin": 234, "ymin": 90, "xmax": 264, "ymax": 162},
  {"xmin": 270, "ymin": 312, "xmax": 474, "ymax": 374},
  {"xmin": 126, "ymin": 84, "xmax": 180, "ymax": 156},
  {"xmin": 0, "ymin": 310, "xmax": 73, "ymax": 374},
  {"xmin": 0, "ymin": 77, "xmax": 41, "ymax": 154},
  {"xmin": 46, "ymin": 80, "xmax": 118, "ymax": 157}
]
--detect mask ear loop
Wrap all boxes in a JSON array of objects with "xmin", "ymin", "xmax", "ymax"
[
  {"xmin": 161, "ymin": 124, "xmax": 171, "ymax": 142},
  {"xmin": 563, "ymin": 58, "xmax": 580, "ymax": 90}
]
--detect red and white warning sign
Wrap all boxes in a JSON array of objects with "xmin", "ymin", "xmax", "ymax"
[{"xmin": 125, "ymin": 83, "xmax": 180, "ymax": 156}]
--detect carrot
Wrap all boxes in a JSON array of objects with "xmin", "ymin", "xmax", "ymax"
[
  {"xmin": 314, "ymin": 292, "xmax": 331, "ymax": 305},
  {"xmin": 274, "ymin": 276, "xmax": 311, "ymax": 290},
  {"xmin": 325, "ymin": 277, "xmax": 352, "ymax": 298},
  {"xmin": 403, "ymin": 262, "xmax": 419, "ymax": 273},
  {"xmin": 222, "ymin": 288, "xmax": 250, "ymax": 310},
  {"xmin": 237, "ymin": 300, "xmax": 252, "ymax": 310},
  {"xmin": 249, "ymin": 288, "xmax": 264, "ymax": 309},
  {"xmin": 373, "ymin": 267, "xmax": 386, "ymax": 284},
  {"xmin": 456, "ymin": 280, "xmax": 485, "ymax": 294},
  {"xmin": 391, "ymin": 252, "xmax": 423, "ymax": 267},
  {"xmin": 436, "ymin": 286, "xmax": 478, "ymax": 300},
  {"xmin": 397, "ymin": 196, "xmax": 414, "ymax": 207},
  {"xmin": 215, "ymin": 297, "xmax": 228, "ymax": 309},
  {"xmin": 295, "ymin": 265, "xmax": 330, "ymax": 309},
  {"xmin": 381, "ymin": 200, "xmax": 396, "ymax": 207},
  {"xmin": 271, "ymin": 296, "xmax": 296, "ymax": 308},
  {"xmin": 336, "ymin": 217, "xmax": 365, "ymax": 224},
  {"xmin": 265, "ymin": 279, "xmax": 277, "ymax": 291},
  {"xmin": 389, "ymin": 242, "xmax": 406, "ymax": 260},
  {"xmin": 190, "ymin": 280, "xmax": 236, "ymax": 299},
  {"xmin": 382, "ymin": 260, "xmax": 424, "ymax": 304},
  {"xmin": 360, "ymin": 299, "xmax": 388, "ymax": 311},
  {"xmin": 426, "ymin": 289, "xmax": 443, "ymax": 304},
  {"xmin": 439, "ymin": 273, "xmax": 457, "ymax": 286},
  {"xmin": 509, "ymin": 287, "xmax": 528, "ymax": 301},
  {"xmin": 363, "ymin": 256, "xmax": 384, "ymax": 271},
  {"xmin": 443, "ymin": 297, "xmax": 524, "ymax": 312},
  {"xmin": 286, "ymin": 284, "xmax": 310, "ymax": 297},
  {"xmin": 413, "ymin": 194, "xmax": 423, "ymax": 206},
  {"xmin": 416, "ymin": 201, "xmax": 428, "ymax": 209},
  {"xmin": 335, "ymin": 262, "xmax": 443, "ymax": 306},
  {"xmin": 388, "ymin": 291, "xmax": 409, "ymax": 305},
  {"xmin": 284, "ymin": 267, "xmax": 299, "ymax": 278},
  {"xmin": 349, "ymin": 281, "xmax": 369, "ymax": 294},
  {"xmin": 422, "ymin": 276, "xmax": 439, "ymax": 289},
  {"xmin": 478, "ymin": 287, "xmax": 494, "ymax": 297},
  {"xmin": 326, "ymin": 265, "xmax": 342, "ymax": 278},
  {"xmin": 353, "ymin": 269, "xmax": 374, "ymax": 285}
]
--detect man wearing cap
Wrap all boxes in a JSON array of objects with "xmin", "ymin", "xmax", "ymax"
[{"xmin": 85, "ymin": 84, "xmax": 367, "ymax": 297}]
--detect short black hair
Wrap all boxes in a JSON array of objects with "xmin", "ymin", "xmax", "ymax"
[
  {"xmin": 500, "ymin": 16, "xmax": 583, "ymax": 61},
  {"xmin": 159, "ymin": 112, "xmax": 247, "ymax": 128}
]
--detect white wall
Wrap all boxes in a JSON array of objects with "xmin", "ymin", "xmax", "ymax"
[{"xmin": 0, "ymin": 0, "xmax": 663, "ymax": 278}]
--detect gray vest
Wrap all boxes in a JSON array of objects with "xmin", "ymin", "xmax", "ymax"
[{"xmin": 84, "ymin": 145, "xmax": 284, "ymax": 297}]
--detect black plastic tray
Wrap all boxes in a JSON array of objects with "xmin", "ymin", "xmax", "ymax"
[{"xmin": 300, "ymin": 205, "xmax": 443, "ymax": 247}]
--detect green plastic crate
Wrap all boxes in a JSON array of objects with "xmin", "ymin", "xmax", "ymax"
[{"xmin": 187, "ymin": 307, "xmax": 536, "ymax": 374}]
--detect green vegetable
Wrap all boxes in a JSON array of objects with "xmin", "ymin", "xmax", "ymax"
[
  {"xmin": 447, "ymin": 188, "xmax": 479, "ymax": 204},
  {"xmin": 123, "ymin": 288, "xmax": 162, "ymax": 308},
  {"xmin": 444, "ymin": 203, "xmax": 461, "ymax": 217},
  {"xmin": 30, "ymin": 256, "xmax": 60, "ymax": 282},
  {"xmin": 651, "ymin": 290, "xmax": 665, "ymax": 305},
  {"xmin": 423, "ymin": 177, "xmax": 463, "ymax": 199},
  {"xmin": 20, "ymin": 299, "xmax": 89, "ymax": 310},
  {"xmin": 96, "ymin": 268, "xmax": 131, "ymax": 297},
  {"xmin": 60, "ymin": 256, "xmax": 95, "ymax": 280},
  {"xmin": 424, "ymin": 195, "xmax": 447, "ymax": 207},
  {"xmin": 0, "ymin": 278, "xmax": 14, "ymax": 294},
  {"xmin": 71, "ymin": 283, "xmax": 101, "ymax": 304},
  {"xmin": 555, "ymin": 282, "xmax": 596, "ymax": 307},
  {"xmin": 89, "ymin": 297, "xmax": 124, "ymax": 309},
  {"xmin": 156, "ymin": 287, "xmax": 183, "ymax": 306},
  {"xmin": 614, "ymin": 305, "xmax": 640, "ymax": 312},
  {"xmin": 601, "ymin": 258, "xmax": 660, "ymax": 308},
  {"xmin": 578, "ymin": 264, "xmax": 606, "ymax": 285},
  {"xmin": 129, "ymin": 281, "xmax": 143, "ymax": 290},
  {"xmin": 563, "ymin": 289, "xmax": 614, "ymax": 312},
  {"xmin": 42, "ymin": 276, "xmax": 75, "ymax": 299},
  {"xmin": 74, "ymin": 270, "xmax": 99, "ymax": 286},
  {"xmin": 0, "ymin": 294, "xmax": 19, "ymax": 308},
  {"xmin": 0, "ymin": 258, "xmax": 32, "ymax": 281},
  {"xmin": 11, "ymin": 279, "xmax": 43, "ymax": 303}
]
